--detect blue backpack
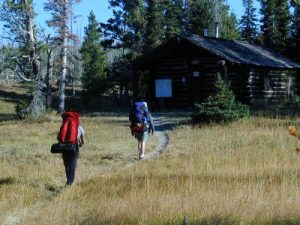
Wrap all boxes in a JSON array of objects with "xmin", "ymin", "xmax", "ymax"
[{"xmin": 129, "ymin": 102, "xmax": 148, "ymax": 132}]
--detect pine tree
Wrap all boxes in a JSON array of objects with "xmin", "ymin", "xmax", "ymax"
[
  {"xmin": 260, "ymin": 0, "xmax": 291, "ymax": 52},
  {"xmin": 292, "ymin": 1, "xmax": 300, "ymax": 61},
  {"xmin": 192, "ymin": 74, "xmax": 249, "ymax": 123},
  {"xmin": 183, "ymin": 0, "xmax": 238, "ymax": 39},
  {"xmin": 80, "ymin": 11, "xmax": 108, "ymax": 96},
  {"xmin": 260, "ymin": 0, "xmax": 278, "ymax": 48},
  {"xmin": 101, "ymin": 0, "xmax": 146, "ymax": 54},
  {"xmin": 239, "ymin": 0, "xmax": 258, "ymax": 42},
  {"xmin": 186, "ymin": 0, "xmax": 212, "ymax": 35},
  {"xmin": 144, "ymin": 0, "xmax": 164, "ymax": 53},
  {"xmin": 220, "ymin": 5, "xmax": 239, "ymax": 39},
  {"xmin": 274, "ymin": 0, "xmax": 291, "ymax": 52},
  {"xmin": 163, "ymin": 0, "xmax": 184, "ymax": 39}
]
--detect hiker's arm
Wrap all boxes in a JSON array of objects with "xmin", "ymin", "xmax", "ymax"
[
  {"xmin": 78, "ymin": 126, "xmax": 85, "ymax": 147},
  {"xmin": 148, "ymin": 114, "xmax": 155, "ymax": 134},
  {"xmin": 79, "ymin": 136, "xmax": 85, "ymax": 147}
]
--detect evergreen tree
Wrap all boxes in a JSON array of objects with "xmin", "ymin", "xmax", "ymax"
[
  {"xmin": 101, "ymin": 0, "xmax": 146, "ymax": 54},
  {"xmin": 186, "ymin": 0, "xmax": 212, "ymax": 35},
  {"xmin": 144, "ymin": 0, "xmax": 164, "ymax": 53},
  {"xmin": 163, "ymin": 0, "xmax": 183, "ymax": 39},
  {"xmin": 260, "ymin": 0, "xmax": 277, "ymax": 48},
  {"xmin": 220, "ymin": 5, "xmax": 239, "ymax": 39},
  {"xmin": 275, "ymin": 0, "xmax": 291, "ymax": 51},
  {"xmin": 182, "ymin": 0, "xmax": 190, "ymax": 33},
  {"xmin": 260, "ymin": 0, "xmax": 291, "ymax": 52},
  {"xmin": 239, "ymin": 0, "xmax": 258, "ymax": 42},
  {"xmin": 80, "ymin": 11, "xmax": 108, "ymax": 95},
  {"xmin": 291, "ymin": 1, "xmax": 300, "ymax": 61},
  {"xmin": 192, "ymin": 74, "xmax": 249, "ymax": 123},
  {"xmin": 184, "ymin": 0, "xmax": 238, "ymax": 39}
]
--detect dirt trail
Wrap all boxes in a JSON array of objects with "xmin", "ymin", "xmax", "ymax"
[
  {"xmin": 1, "ymin": 114, "xmax": 186, "ymax": 225},
  {"xmin": 143, "ymin": 114, "xmax": 171, "ymax": 159}
]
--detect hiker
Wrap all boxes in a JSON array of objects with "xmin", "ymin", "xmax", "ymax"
[
  {"xmin": 129, "ymin": 101, "xmax": 155, "ymax": 159},
  {"xmin": 58, "ymin": 106, "xmax": 85, "ymax": 186}
]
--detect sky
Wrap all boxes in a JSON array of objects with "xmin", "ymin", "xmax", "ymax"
[{"xmin": 0, "ymin": 0, "xmax": 260, "ymax": 44}]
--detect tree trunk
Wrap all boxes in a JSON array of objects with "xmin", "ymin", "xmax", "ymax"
[
  {"xmin": 46, "ymin": 48, "xmax": 53, "ymax": 109},
  {"xmin": 58, "ymin": 0, "xmax": 69, "ymax": 114},
  {"xmin": 23, "ymin": 0, "xmax": 40, "ymax": 80}
]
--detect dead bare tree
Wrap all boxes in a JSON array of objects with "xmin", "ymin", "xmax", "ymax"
[
  {"xmin": 0, "ymin": 0, "xmax": 45, "ymax": 117},
  {"xmin": 44, "ymin": 0, "xmax": 81, "ymax": 113}
]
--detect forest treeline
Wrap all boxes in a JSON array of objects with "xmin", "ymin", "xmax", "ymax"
[{"xmin": 0, "ymin": 0, "xmax": 299, "ymax": 117}]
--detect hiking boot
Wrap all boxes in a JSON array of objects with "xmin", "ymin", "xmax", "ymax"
[{"xmin": 140, "ymin": 153, "xmax": 144, "ymax": 159}]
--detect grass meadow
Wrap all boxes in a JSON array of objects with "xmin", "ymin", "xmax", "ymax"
[{"xmin": 0, "ymin": 84, "xmax": 300, "ymax": 225}]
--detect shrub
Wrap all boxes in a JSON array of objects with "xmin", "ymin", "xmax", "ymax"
[
  {"xmin": 192, "ymin": 74, "xmax": 249, "ymax": 123},
  {"xmin": 15, "ymin": 81, "xmax": 46, "ymax": 119}
]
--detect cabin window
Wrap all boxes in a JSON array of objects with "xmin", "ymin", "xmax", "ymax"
[{"xmin": 155, "ymin": 79, "xmax": 172, "ymax": 98}]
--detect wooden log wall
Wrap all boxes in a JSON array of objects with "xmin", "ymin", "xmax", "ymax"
[
  {"xmin": 189, "ymin": 61, "xmax": 244, "ymax": 103},
  {"xmin": 153, "ymin": 45, "xmax": 298, "ymax": 108},
  {"xmin": 247, "ymin": 69, "xmax": 295, "ymax": 105},
  {"xmin": 154, "ymin": 54, "xmax": 243, "ymax": 108},
  {"xmin": 155, "ymin": 57, "xmax": 190, "ymax": 107}
]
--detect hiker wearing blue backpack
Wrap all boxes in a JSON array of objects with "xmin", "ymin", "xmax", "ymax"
[{"xmin": 129, "ymin": 101, "xmax": 155, "ymax": 159}]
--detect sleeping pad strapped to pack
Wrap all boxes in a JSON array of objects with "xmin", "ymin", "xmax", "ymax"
[{"xmin": 58, "ymin": 111, "xmax": 79, "ymax": 144}]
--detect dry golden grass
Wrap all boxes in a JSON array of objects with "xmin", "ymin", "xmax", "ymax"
[
  {"xmin": 1, "ymin": 84, "xmax": 300, "ymax": 225},
  {"xmin": 0, "ymin": 112, "xmax": 157, "ymax": 225},
  {"xmin": 5, "ymin": 116, "xmax": 298, "ymax": 225},
  {"xmin": 0, "ymin": 84, "xmax": 25, "ymax": 115}
]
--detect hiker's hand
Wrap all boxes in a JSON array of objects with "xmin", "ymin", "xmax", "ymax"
[{"xmin": 78, "ymin": 138, "xmax": 85, "ymax": 147}]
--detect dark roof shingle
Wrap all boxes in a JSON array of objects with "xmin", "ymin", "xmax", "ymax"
[{"xmin": 180, "ymin": 34, "xmax": 300, "ymax": 69}]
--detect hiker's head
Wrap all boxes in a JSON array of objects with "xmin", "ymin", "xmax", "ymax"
[{"xmin": 135, "ymin": 96, "xmax": 146, "ymax": 102}]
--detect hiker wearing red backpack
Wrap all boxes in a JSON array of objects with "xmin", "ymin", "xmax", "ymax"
[
  {"xmin": 129, "ymin": 101, "xmax": 155, "ymax": 159},
  {"xmin": 58, "ymin": 106, "xmax": 85, "ymax": 186}
]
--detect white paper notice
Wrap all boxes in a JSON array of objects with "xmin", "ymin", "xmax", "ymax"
[{"xmin": 155, "ymin": 79, "xmax": 172, "ymax": 98}]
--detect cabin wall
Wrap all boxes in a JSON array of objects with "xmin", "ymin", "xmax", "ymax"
[
  {"xmin": 150, "ymin": 40, "xmax": 298, "ymax": 109},
  {"xmin": 244, "ymin": 69, "xmax": 297, "ymax": 106},
  {"xmin": 154, "ymin": 56, "xmax": 190, "ymax": 108},
  {"xmin": 152, "ymin": 44, "xmax": 229, "ymax": 108},
  {"xmin": 153, "ymin": 54, "xmax": 242, "ymax": 108}
]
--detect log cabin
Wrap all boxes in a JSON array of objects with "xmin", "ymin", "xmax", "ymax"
[{"xmin": 136, "ymin": 34, "xmax": 300, "ymax": 109}]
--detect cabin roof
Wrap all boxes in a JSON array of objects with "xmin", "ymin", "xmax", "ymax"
[{"xmin": 179, "ymin": 34, "xmax": 300, "ymax": 69}]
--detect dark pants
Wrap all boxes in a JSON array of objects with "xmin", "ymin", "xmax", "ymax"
[{"xmin": 62, "ymin": 149, "xmax": 79, "ymax": 185}]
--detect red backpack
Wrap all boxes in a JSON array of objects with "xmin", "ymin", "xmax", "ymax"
[{"xmin": 58, "ymin": 112, "xmax": 79, "ymax": 144}]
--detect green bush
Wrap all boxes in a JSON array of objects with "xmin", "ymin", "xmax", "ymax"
[
  {"xmin": 192, "ymin": 74, "xmax": 250, "ymax": 123},
  {"xmin": 15, "ymin": 99, "xmax": 30, "ymax": 119},
  {"xmin": 15, "ymin": 81, "xmax": 46, "ymax": 119}
]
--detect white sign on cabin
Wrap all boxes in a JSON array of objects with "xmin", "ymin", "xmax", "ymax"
[
  {"xmin": 193, "ymin": 71, "xmax": 200, "ymax": 77},
  {"xmin": 155, "ymin": 79, "xmax": 172, "ymax": 98}
]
